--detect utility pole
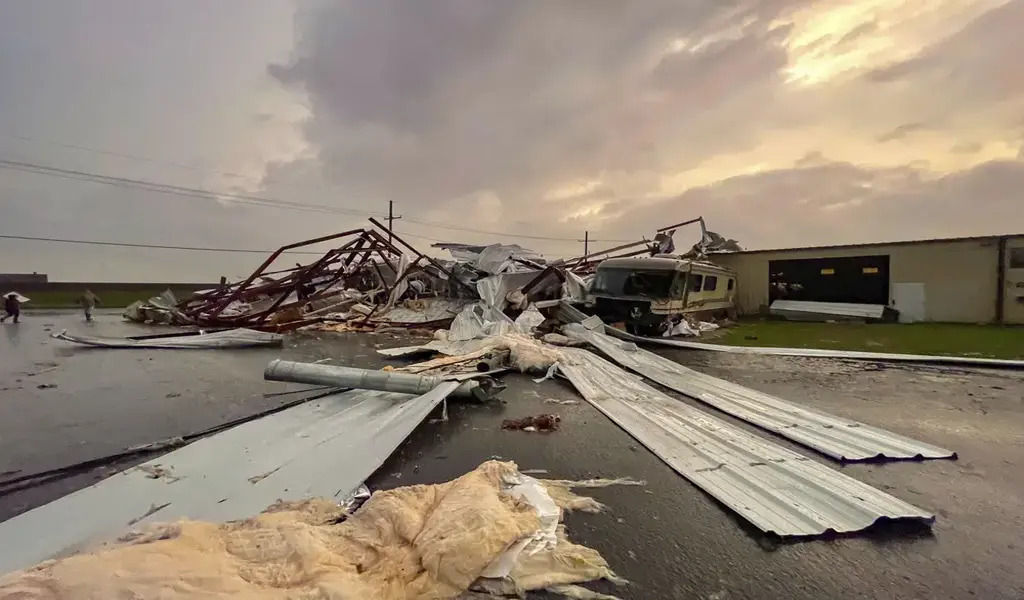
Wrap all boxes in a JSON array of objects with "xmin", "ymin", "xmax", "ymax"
[
  {"xmin": 387, "ymin": 201, "xmax": 402, "ymax": 243},
  {"xmin": 584, "ymin": 231, "xmax": 589, "ymax": 255}
]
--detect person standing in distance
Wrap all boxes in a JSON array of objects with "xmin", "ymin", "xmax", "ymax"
[{"xmin": 80, "ymin": 289, "xmax": 100, "ymax": 322}]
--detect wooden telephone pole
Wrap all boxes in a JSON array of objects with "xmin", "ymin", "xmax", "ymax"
[
  {"xmin": 387, "ymin": 201, "xmax": 402, "ymax": 243},
  {"xmin": 584, "ymin": 231, "xmax": 589, "ymax": 255}
]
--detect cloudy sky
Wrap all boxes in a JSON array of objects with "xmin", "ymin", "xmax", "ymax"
[{"xmin": 1, "ymin": 0, "xmax": 1022, "ymax": 282}]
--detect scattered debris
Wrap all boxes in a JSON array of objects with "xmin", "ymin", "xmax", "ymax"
[
  {"xmin": 125, "ymin": 502, "xmax": 172, "ymax": 527},
  {"xmin": 247, "ymin": 467, "xmax": 281, "ymax": 485},
  {"xmin": 663, "ymin": 316, "xmax": 720, "ymax": 338},
  {"xmin": 502, "ymin": 414, "xmax": 561, "ymax": 432},
  {"xmin": 24, "ymin": 363, "xmax": 60, "ymax": 377},
  {"xmin": 123, "ymin": 437, "xmax": 185, "ymax": 454},
  {"xmin": 338, "ymin": 483, "xmax": 371, "ymax": 514},
  {"xmin": 545, "ymin": 398, "xmax": 580, "ymax": 406},
  {"xmin": 123, "ymin": 290, "xmax": 186, "ymax": 325},
  {"xmin": 35, "ymin": 383, "xmax": 57, "ymax": 390},
  {"xmin": 136, "ymin": 464, "xmax": 178, "ymax": 482}
]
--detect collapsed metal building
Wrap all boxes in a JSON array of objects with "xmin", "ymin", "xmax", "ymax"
[{"xmin": 124, "ymin": 216, "xmax": 732, "ymax": 333}]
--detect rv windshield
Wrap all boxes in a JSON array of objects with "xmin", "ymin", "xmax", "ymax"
[{"xmin": 591, "ymin": 268, "xmax": 676, "ymax": 298}]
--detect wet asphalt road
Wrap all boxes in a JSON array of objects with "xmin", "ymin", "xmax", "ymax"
[{"xmin": 2, "ymin": 311, "xmax": 1024, "ymax": 599}]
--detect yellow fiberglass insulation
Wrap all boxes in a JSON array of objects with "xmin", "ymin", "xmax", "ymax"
[{"xmin": 0, "ymin": 461, "xmax": 622, "ymax": 600}]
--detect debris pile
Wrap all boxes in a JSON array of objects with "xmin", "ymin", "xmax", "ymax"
[
  {"xmin": 122, "ymin": 290, "xmax": 186, "ymax": 325},
  {"xmin": 117, "ymin": 216, "xmax": 725, "ymax": 334},
  {"xmin": 121, "ymin": 224, "xmax": 471, "ymax": 332}
]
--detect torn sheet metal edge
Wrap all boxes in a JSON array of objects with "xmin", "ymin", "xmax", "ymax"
[
  {"xmin": 51, "ymin": 328, "xmax": 283, "ymax": 349},
  {"xmin": 480, "ymin": 475, "xmax": 560, "ymax": 579},
  {"xmin": 558, "ymin": 348, "xmax": 935, "ymax": 537},
  {"xmin": 565, "ymin": 324, "xmax": 956, "ymax": 462},
  {"xmin": 556, "ymin": 302, "xmax": 1024, "ymax": 370},
  {"xmin": 0, "ymin": 383, "xmax": 458, "ymax": 575},
  {"xmin": 378, "ymin": 338, "xmax": 490, "ymax": 358}
]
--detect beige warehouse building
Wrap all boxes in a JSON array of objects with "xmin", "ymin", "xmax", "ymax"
[{"xmin": 711, "ymin": 234, "xmax": 1024, "ymax": 324}]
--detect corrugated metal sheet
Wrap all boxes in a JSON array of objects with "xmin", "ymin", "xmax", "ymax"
[
  {"xmin": 566, "ymin": 324, "xmax": 956, "ymax": 462},
  {"xmin": 0, "ymin": 383, "xmax": 458, "ymax": 575},
  {"xmin": 637, "ymin": 336, "xmax": 1024, "ymax": 369},
  {"xmin": 556, "ymin": 301, "xmax": 1024, "ymax": 369},
  {"xmin": 770, "ymin": 300, "xmax": 887, "ymax": 321},
  {"xmin": 51, "ymin": 328, "xmax": 283, "ymax": 349},
  {"xmin": 558, "ymin": 348, "xmax": 935, "ymax": 537}
]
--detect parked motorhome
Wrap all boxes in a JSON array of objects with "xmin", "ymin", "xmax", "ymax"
[{"xmin": 586, "ymin": 256, "xmax": 737, "ymax": 335}]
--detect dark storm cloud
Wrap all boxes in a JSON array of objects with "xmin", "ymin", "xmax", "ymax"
[
  {"xmin": 3, "ymin": 0, "xmax": 1023, "ymax": 281},
  {"xmin": 267, "ymin": 0, "xmax": 806, "ymax": 211}
]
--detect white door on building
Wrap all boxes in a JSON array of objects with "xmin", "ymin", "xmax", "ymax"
[
  {"xmin": 1005, "ymin": 240, "xmax": 1024, "ymax": 325},
  {"xmin": 892, "ymin": 282, "xmax": 926, "ymax": 323}
]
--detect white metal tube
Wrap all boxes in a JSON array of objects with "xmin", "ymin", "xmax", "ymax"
[{"xmin": 264, "ymin": 359, "xmax": 492, "ymax": 400}]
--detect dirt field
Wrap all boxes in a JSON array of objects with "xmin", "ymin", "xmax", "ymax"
[{"xmin": 2, "ymin": 310, "xmax": 1023, "ymax": 599}]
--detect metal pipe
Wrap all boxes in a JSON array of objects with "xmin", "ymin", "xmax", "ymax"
[
  {"xmin": 657, "ymin": 216, "xmax": 705, "ymax": 235},
  {"xmin": 264, "ymin": 360, "xmax": 499, "ymax": 402}
]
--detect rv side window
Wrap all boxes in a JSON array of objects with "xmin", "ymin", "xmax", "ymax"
[
  {"xmin": 727, "ymin": 278, "xmax": 734, "ymax": 290},
  {"xmin": 704, "ymin": 276, "xmax": 718, "ymax": 291},
  {"xmin": 688, "ymin": 273, "xmax": 703, "ymax": 291}
]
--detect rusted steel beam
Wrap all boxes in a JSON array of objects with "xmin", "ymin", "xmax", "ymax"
[
  {"xmin": 304, "ymin": 243, "xmax": 377, "ymax": 305},
  {"xmin": 561, "ymin": 238, "xmax": 650, "ymax": 268},
  {"xmin": 252, "ymin": 241, "xmax": 359, "ymax": 326},
  {"xmin": 367, "ymin": 218, "xmax": 476, "ymax": 294},
  {"xmin": 656, "ymin": 216, "xmax": 704, "ymax": 233},
  {"xmin": 372, "ymin": 261, "xmax": 391, "ymax": 296},
  {"xmin": 572, "ymin": 247, "xmax": 651, "ymax": 271},
  {"xmin": 204, "ymin": 229, "xmax": 365, "ymax": 321},
  {"xmin": 360, "ymin": 255, "xmax": 424, "ymax": 325},
  {"xmin": 361, "ymin": 228, "xmax": 403, "ymax": 272}
]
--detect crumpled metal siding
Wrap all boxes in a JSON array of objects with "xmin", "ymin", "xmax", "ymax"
[
  {"xmin": 0, "ymin": 383, "xmax": 458, "ymax": 576},
  {"xmin": 556, "ymin": 301, "xmax": 1024, "ymax": 370},
  {"xmin": 558, "ymin": 348, "xmax": 935, "ymax": 537},
  {"xmin": 52, "ymin": 328, "xmax": 283, "ymax": 349},
  {"xmin": 567, "ymin": 324, "xmax": 956, "ymax": 462},
  {"xmin": 645, "ymin": 336, "xmax": 1024, "ymax": 369}
]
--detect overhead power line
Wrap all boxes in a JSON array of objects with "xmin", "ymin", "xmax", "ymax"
[
  {"xmin": 0, "ymin": 159, "xmax": 385, "ymax": 217},
  {"xmin": 1, "ymin": 132, "xmax": 284, "ymax": 187},
  {"xmin": 0, "ymin": 232, "xmax": 575, "ymax": 259},
  {"xmin": 400, "ymin": 216, "xmax": 631, "ymax": 242},
  {"xmin": 0, "ymin": 156, "xmax": 633, "ymax": 243},
  {"xmin": 0, "ymin": 234, "xmax": 325, "ymax": 255}
]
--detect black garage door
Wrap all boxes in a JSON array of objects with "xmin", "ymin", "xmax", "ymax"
[{"xmin": 768, "ymin": 255, "xmax": 890, "ymax": 305}]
